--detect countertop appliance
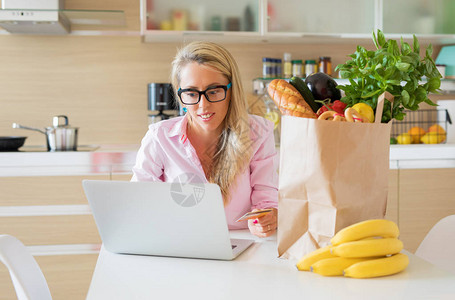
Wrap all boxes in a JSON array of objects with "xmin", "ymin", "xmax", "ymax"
[
  {"xmin": 0, "ymin": 0, "xmax": 125, "ymax": 34},
  {"xmin": 436, "ymin": 45, "xmax": 455, "ymax": 79},
  {"xmin": 1, "ymin": 0, "xmax": 70, "ymax": 34},
  {"xmin": 148, "ymin": 83, "xmax": 180, "ymax": 124}
]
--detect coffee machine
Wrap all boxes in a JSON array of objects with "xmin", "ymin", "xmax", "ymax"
[{"xmin": 147, "ymin": 83, "xmax": 181, "ymax": 124}]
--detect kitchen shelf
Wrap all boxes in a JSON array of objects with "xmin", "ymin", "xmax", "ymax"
[
  {"xmin": 141, "ymin": 31, "xmax": 455, "ymax": 45},
  {"xmin": 141, "ymin": 31, "xmax": 381, "ymax": 45},
  {"xmin": 142, "ymin": 30, "xmax": 264, "ymax": 44}
]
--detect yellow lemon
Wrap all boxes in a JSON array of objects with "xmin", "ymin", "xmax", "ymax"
[
  {"xmin": 351, "ymin": 103, "xmax": 374, "ymax": 123},
  {"xmin": 264, "ymin": 111, "xmax": 280, "ymax": 129},
  {"xmin": 408, "ymin": 127, "xmax": 426, "ymax": 144},
  {"xmin": 397, "ymin": 133, "xmax": 412, "ymax": 145},
  {"xmin": 420, "ymin": 132, "xmax": 446, "ymax": 144},
  {"xmin": 427, "ymin": 124, "xmax": 446, "ymax": 142}
]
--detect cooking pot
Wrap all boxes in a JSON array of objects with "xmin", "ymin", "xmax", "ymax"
[
  {"xmin": 12, "ymin": 115, "xmax": 78, "ymax": 151},
  {"xmin": 0, "ymin": 136, "xmax": 27, "ymax": 151}
]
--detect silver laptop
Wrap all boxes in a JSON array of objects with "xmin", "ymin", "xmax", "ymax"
[{"xmin": 82, "ymin": 179, "xmax": 254, "ymax": 260}]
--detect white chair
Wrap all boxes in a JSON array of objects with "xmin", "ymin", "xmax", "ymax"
[
  {"xmin": 415, "ymin": 215, "xmax": 455, "ymax": 274},
  {"xmin": 0, "ymin": 235, "xmax": 52, "ymax": 300}
]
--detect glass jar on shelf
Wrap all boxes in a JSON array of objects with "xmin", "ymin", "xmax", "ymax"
[
  {"xmin": 292, "ymin": 60, "xmax": 303, "ymax": 77},
  {"xmin": 304, "ymin": 59, "xmax": 317, "ymax": 77},
  {"xmin": 262, "ymin": 93, "xmax": 281, "ymax": 146},
  {"xmin": 275, "ymin": 58, "xmax": 282, "ymax": 78},
  {"xmin": 249, "ymin": 80, "xmax": 281, "ymax": 147},
  {"xmin": 262, "ymin": 58, "xmax": 273, "ymax": 78},
  {"xmin": 318, "ymin": 56, "xmax": 332, "ymax": 76},
  {"xmin": 283, "ymin": 53, "xmax": 292, "ymax": 79}
]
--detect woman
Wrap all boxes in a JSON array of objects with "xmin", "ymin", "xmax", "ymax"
[{"xmin": 132, "ymin": 41, "xmax": 278, "ymax": 238}]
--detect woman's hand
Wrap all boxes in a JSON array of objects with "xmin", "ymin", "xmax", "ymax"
[{"xmin": 248, "ymin": 208, "xmax": 277, "ymax": 238}]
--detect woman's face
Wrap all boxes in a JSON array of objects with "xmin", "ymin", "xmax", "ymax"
[{"xmin": 179, "ymin": 62, "xmax": 231, "ymax": 136}]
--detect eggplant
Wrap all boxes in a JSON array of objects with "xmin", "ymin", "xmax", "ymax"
[{"xmin": 305, "ymin": 72, "xmax": 341, "ymax": 103}]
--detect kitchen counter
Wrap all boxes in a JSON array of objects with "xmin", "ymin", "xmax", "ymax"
[
  {"xmin": 389, "ymin": 144, "xmax": 455, "ymax": 169},
  {"xmin": 86, "ymin": 230, "xmax": 455, "ymax": 300},
  {"xmin": 1, "ymin": 144, "xmax": 455, "ymax": 177},
  {"xmin": 0, "ymin": 144, "xmax": 139, "ymax": 177}
]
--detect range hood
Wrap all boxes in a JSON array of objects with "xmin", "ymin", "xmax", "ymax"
[{"xmin": 0, "ymin": 0, "xmax": 124, "ymax": 34}]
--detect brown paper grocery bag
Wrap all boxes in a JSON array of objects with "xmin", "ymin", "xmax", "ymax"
[{"xmin": 277, "ymin": 92, "xmax": 393, "ymax": 260}]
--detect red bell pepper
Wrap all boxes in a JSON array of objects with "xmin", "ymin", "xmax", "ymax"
[{"xmin": 317, "ymin": 100, "xmax": 347, "ymax": 116}]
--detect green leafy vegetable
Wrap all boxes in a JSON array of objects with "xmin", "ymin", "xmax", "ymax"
[{"xmin": 335, "ymin": 30, "xmax": 442, "ymax": 123}]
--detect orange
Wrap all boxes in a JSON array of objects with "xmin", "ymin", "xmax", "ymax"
[
  {"xmin": 407, "ymin": 127, "xmax": 426, "ymax": 144},
  {"xmin": 428, "ymin": 124, "xmax": 446, "ymax": 135}
]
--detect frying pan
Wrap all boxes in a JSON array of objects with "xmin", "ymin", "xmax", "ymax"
[{"xmin": 0, "ymin": 136, "xmax": 27, "ymax": 151}]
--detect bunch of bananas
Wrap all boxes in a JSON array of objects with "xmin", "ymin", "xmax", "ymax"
[{"xmin": 296, "ymin": 219, "xmax": 409, "ymax": 278}]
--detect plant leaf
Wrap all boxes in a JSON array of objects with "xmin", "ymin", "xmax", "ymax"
[
  {"xmin": 361, "ymin": 88, "xmax": 383, "ymax": 98},
  {"xmin": 339, "ymin": 70, "xmax": 352, "ymax": 79},
  {"xmin": 424, "ymin": 98, "xmax": 438, "ymax": 106},
  {"xmin": 378, "ymin": 30, "xmax": 386, "ymax": 47},
  {"xmin": 396, "ymin": 62, "xmax": 410, "ymax": 72},
  {"xmin": 426, "ymin": 44, "xmax": 433, "ymax": 57},
  {"xmin": 400, "ymin": 55, "xmax": 414, "ymax": 65},
  {"xmin": 427, "ymin": 77, "xmax": 441, "ymax": 92},
  {"xmin": 401, "ymin": 90, "xmax": 410, "ymax": 106},
  {"xmin": 373, "ymin": 30, "xmax": 379, "ymax": 49},
  {"xmin": 385, "ymin": 79, "xmax": 401, "ymax": 85},
  {"xmin": 401, "ymin": 39, "xmax": 411, "ymax": 55},
  {"xmin": 413, "ymin": 34, "xmax": 420, "ymax": 54}
]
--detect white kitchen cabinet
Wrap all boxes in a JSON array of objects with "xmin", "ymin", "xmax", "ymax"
[
  {"xmin": 141, "ymin": 0, "xmax": 261, "ymax": 43},
  {"xmin": 266, "ymin": 0, "xmax": 375, "ymax": 35},
  {"xmin": 0, "ymin": 148, "xmax": 137, "ymax": 246},
  {"xmin": 143, "ymin": 0, "xmax": 258, "ymax": 32},
  {"xmin": 0, "ymin": 148, "xmax": 136, "ymax": 251},
  {"xmin": 389, "ymin": 149, "xmax": 455, "ymax": 253},
  {"xmin": 383, "ymin": 0, "xmax": 455, "ymax": 35},
  {"xmin": 0, "ymin": 146, "xmax": 136, "ymax": 300},
  {"xmin": 397, "ymin": 167, "xmax": 455, "ymax": 253},
  {"xmin": 140, "ymin": 0, "xmax": 455, "ymax": 44}
]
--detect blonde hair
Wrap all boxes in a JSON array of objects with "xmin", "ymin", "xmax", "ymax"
[{"xmin": 171, "ymin": 41, "xmax": 252, "ymax": 204}]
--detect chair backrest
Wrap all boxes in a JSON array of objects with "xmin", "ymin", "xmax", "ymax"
[
  {"xmin": 0, "ymin": 235, "xmax": 52, "ymax": 300},
  {"xmin": 415, "ymin": 215, "xmax": 455, "ymax": 274}
]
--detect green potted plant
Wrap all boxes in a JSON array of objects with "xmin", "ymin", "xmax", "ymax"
[{"xmin": 335, "ymin": 30, "xmax": 442, "ymax": 123}]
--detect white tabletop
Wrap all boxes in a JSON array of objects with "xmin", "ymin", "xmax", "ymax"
[{"xmin": 86, "ymin": 230, "xmax": 455, "ymax": 300}]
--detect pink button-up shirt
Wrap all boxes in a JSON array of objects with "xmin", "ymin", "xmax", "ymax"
[{"xmin": 131, "ymin": 114, "xmax": 278, "ymax": 229}]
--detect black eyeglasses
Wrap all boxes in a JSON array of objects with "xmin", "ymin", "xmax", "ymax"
[{"xmin": 177, "ymin": 83, "xmax": 232, "ymax": 105}]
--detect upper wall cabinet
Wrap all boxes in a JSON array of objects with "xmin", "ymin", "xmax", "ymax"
[
  {"xmin": 140, "ymin": 0, "xmax": 455, "ymax": 44},
  {"xmin": 266, "ymin": 0, "xmax": 375, "ymax": 35},
  {"xmin": 141, "ymin": 0, "xmax": 260, "ymax": 43},
  {"xmin": 383, "ymin": 0, "xmax": 455, "ymax": 35}
]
